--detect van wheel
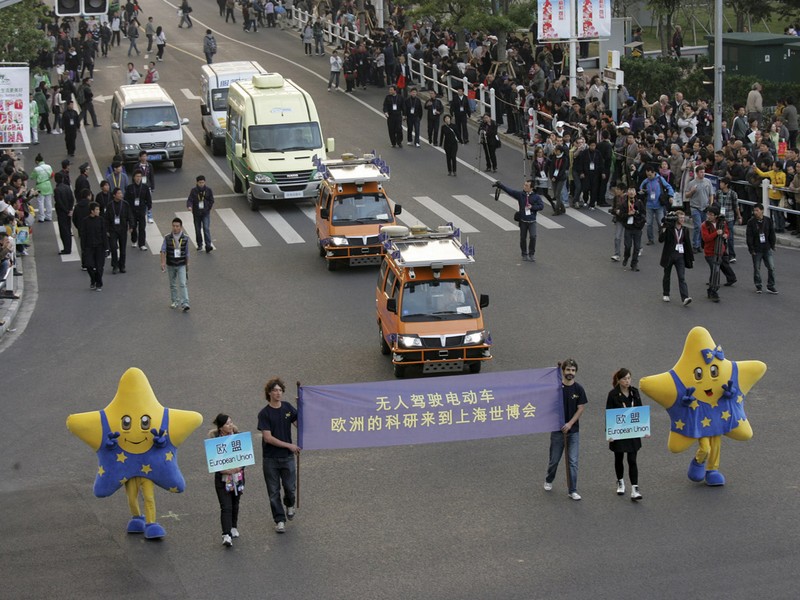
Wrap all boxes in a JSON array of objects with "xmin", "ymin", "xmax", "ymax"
[
  {"xmin": 212, "ymin": 140, "xmax": 225, "ymax": 156},
  {"xmin": 326, "ymin": 258, "xmax": 338, "ymax": 271},
  {"xmin": 379, "ymin": 326, "xmax": 390, "ymax": 355},
  {"xmin": 232, "ymin": 168, "xmax": 243, "ymax": 193},
  {"xmin": 203, "ymin": 131, "xmax": 210, "ymax": 146},
  {"xmin": 317, "ymin": 236, "xmax": 325, "ymax": 257},
  {"xmin": 174, "ymin": 160, "xmax": 183, "ymax": 169},
  {"xmin": 393, "ymin": 363, "xmax": 406, "ymax": 378},
  {"xmin": 246, "ymin": 187, "xmax": 259, "ymax": 211},
  {"xmin": 469, "ymin": 362, "xmax": 482, "ymax": 374}
]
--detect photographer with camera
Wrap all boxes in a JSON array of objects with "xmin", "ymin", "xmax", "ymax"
[
  {"xmin": 658, "ymin": 210, "xmax": 693, "ymax": 305},
  {"xmin": 701, "ymin": 205, "xmax": 737, "ymax": 302},
  {"xmin": 615, "ymin": 186, "xmax": 646, "ymax": 271},
  {"xmin": 478, "ymin": 114, "xmax": 499, "ymax": 172},
  {"xmin": 493, "ymin": 179, "xmax": 544, "ymax": 262}
]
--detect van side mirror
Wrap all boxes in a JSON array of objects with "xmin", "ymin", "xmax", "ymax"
[
  {"xmin": 235, "ymin": 142, "xmax": 244, "ymax": 157},
  {"xmin": 326, "ymin": 137, "xmax": 335, "ymax": 153},
  {"xmin": 393, "ymin": 204, "xmax": 402, "ymax": 216},
  {"xmin": 320, "ymin": 207, "xmax": 329, "ymax": 219},
  {"xmin": 479, "ymin": 294, "xmax": 489, "ymax": 308},
  {"xmin": 201, "ymin": 104, "xmax": 210, "ymax": 116},
  {"xmin": 386, "ymin": 298, "xmax": 397, "ymax": 314},
  {"xmin": 111, "ymin": 123, "xmax": 120, "ymax": 130}
]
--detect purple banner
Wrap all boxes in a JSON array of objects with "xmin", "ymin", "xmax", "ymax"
[{"xmin": 298, "ymin": 369, "xmax": 564, "ymax": 451}]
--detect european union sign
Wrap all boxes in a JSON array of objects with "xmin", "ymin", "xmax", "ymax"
[
  {"xmin": 606, "ymin": 406, "xmax": 651, "ymax": 441},
  {"xmin": 298, "ymin": 368, "xmax": 563, "ymax": 451},
  {"xmin": 204, "ymin": 432, "xmax": 256, "ymax": 473}
]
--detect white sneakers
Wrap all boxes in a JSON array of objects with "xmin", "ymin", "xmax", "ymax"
[
  {"xmin": 545, "ymin": 481, "xmax": 581, "ymax": 500},
  {"xmin": 683, "ymin": 297, "xmax": 693, "ymax": 306},
  {"xmin": 275, "ymin": 521, "xmax": 285, "ymax": 533},
  {"xmin": 616, "ymin": 479, "xmax": 625, "ymax": 495},
  {"xmin": 662, "ymin": 295, "xmax": 670, "ymax": 302},
  {"xmin": 230, "ymin": 527, "xmax": 239, "ymax": 538},
  {"xmin": 222, "ymin": 534, "xmax": 232, "ymax": 547},
  {"xmin": 631, "ymin": 485, "xmax": 643, "ymax": 501},
  {"xmin": 287, "ymin": 506, "xmax": 295, "ymax": 520},
  {"xmin": 543, "ymin": 481, "xmax": 552, "ymax": 491},
  {"xmin": 568, "ymin": 492, "xmax": 582, "ymax": 501},
  {"xmin": 611, "ymin": 255, "xmax": 620, "ymax": 262}
]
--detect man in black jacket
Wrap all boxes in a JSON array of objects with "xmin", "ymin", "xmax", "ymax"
[
  {"xmin": 80, "ymin": 202, "xmax": 108, "ymax": 290},
  {"xmin": 54, "ymin": 172, "xmax": 75, "ymax": 255},
  {"xmin": 424, "ymin": 89, "xmax": 444, "ymax": 145},
  {"xmin": 745, "ymin": 203, "xmax": 778, "ymax": 294},
  {"xmin": 72, "ymin": 187, "xmax": 93, "ymax": 268},
  {"xmin": 62, "ymin": 100, "xmax": 81, "ymax": 157},
  {"xmin": 659, "ymin": 210, "xmax": 693, "ymax": 305},
  {"xmin": 382, "ymin": 86, "xmax": 404, "ymax": 148},
  {"xmin": 125, "ymin": 169, "xmax": 153, "ymax": 251},
  {"xmin": 74, "ymin": 162, "xmax": 92, "ymax": 200},
  {"xmin": 404, "ymin": 87, "xmax": 423, "ymax": 147},
  {"xmin": 104, "ymin": 187, "xmax": 133, "ymax": 274},
  {"xmin": 449, "ymin": 88, "xmax": 471, "ymax": 144}
]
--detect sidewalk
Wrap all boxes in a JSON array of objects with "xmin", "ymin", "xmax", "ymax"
[{"xmin": 0, "ymin": 256, "xmax": 26, "ymax": 341}]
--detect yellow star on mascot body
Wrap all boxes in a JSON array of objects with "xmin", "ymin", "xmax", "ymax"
[
  {"xmin": 66, "ymin": 368, "xmax": 202, "ymax": 539},
  {"xmin": 639, "ymin": 326, "xmax": 766, "ymax": 486}
]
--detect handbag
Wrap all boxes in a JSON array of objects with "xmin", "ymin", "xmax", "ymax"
[{"xmin": 658, "ymin": 177, "xmax": 673, "ymax": 208}]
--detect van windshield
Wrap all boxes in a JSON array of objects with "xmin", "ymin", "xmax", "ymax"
[
  {"xmin": 248, "ymin": 122, "xmax": 322, "ymax": 152},
  {"xmin": 211, "ymin": 89, "xmax": 228, "ymax": 112},
  {"xmin": 121, "ymin": 106, "xmax": 181, "ymax": 132},
  {"xmin": 331, "ymin": 194, "xmax": 393, "ymax": 224},
  {"xmin": 400, "ymin": 280, "xmax": 479, "ymax": 321}
]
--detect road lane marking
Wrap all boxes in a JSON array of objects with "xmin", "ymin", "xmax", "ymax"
[
  {"xmin": 215, "ymin": 208, "xmax": 261, "ymax": 247},
  {"xmin": 259, "ymin": 209, "xmax": 305, "ymax": 244},
  {"xmin": 564, "ymin": 207, "xmax": 607, "ymax": 227},
  {"xmin": 413, "ymin": 196, "xmax": 478, "ymax": 233},
  {"xmin": 181, "ymin": 88, "xmax": 202, "ymax": 101},
  {"xmin": 495, "ymin": 193, "xmax": 563, "ymax": 230},
  {"xmin": 395, "ymin": 209, "xmax": 427, "ymax": 229},
  {"xmin": 452, "ymin": 194, "xmax": 517, "ymax": 231},
  {"xmin": 145, "ymin": 221, "xmax": 164, "ymax": 255}
]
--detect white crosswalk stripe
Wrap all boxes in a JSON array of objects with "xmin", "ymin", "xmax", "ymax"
[
  {"xmin": 300, "ymin": 205, "xmax": 317, "ymax": 221},
  {"xmin": 453, "ymin": 194, "xmax": 517, "ymax": 231},
  {"xmin": 396, "ymin": 208, "xmax": 427, "ymax": 229},
  {"xmin": 259, "ymin": 208, "xmax": 305, "ymax": 244},
  {"xmin": 564, "ymin": 206, "xmax": 607, "ymax": 227},
  {"xmin": 216, "ymin": 208, "xmax": 261, "ymax": 247},
  {"xmin": 413, "ymin": 196, "xmax": 479, "ymax": 233},
  {"xmin": 175, "ymin": 212, "xmax": 200, "ymax": 248},
  {"xmin": 145, "ymin": 222, "xmax": 163, "ymax": 255}
]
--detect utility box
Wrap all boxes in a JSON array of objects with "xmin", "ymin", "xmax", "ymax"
[{"xmin": 707, "ymin": 33, "xmax": 800, "ymax": 83}]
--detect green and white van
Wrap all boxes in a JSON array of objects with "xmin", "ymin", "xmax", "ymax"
[{"xmin": 226, "ymin": 73, "xmax": 334, "ymax": 210}]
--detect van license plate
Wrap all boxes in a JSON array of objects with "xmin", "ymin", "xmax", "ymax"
[
  {"xmin": 147, "ymin": 153, "xmax": 164, "ymax": 161},
  {"xmin": 283, "ymin": 190, "xmax": 303, "ymax": 199}
]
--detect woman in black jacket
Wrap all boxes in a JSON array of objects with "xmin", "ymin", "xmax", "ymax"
[
  {"xmin": 606, "ymin": 368, "xmax": 644, "ymax": 500},
  {"xmin": 440, "ymin": 114, "xmax": 461, "ymax": 176}
]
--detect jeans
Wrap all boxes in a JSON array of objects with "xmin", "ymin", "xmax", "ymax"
[
  {"xmin": 752, "ymin": 249, "xmax": 776, "ymax": 290},
  {"xmin": 314, "ymin": 37, "xmax": 325, "ymax": 55},
  {"xmin": 327, "ymin": 71, "xmax": 340, "ymax": 89},
  {"xmin": 519, "ymin": 220, "xmax": 537, "ymax": 256},
  {"xmin": 167, "ymin": 264, "xmax": 189, "ymax": 307},
  {"xmin": 263, "ymin": 456, "xmax": 296, "ymax": 523},
  {"xmin": 662, "ymin": 252, "xmax": 689, "ymax": 300},
  {"xmin": 613, "ymin": 221, "xmax": 624, "ymax": 256},
  {"xmin": 769, "ymin": 199, "xmax": 785, "ymax": 231},
  {"xmin": 407, "ymin": 117, "xmax": 420, "ymax": 144},
  {"xmin": 128, "ymin": 38, "xmax": 139, "ymax": 56},
  {"xmin": 623, "ymin": 229, "xmax": 642, "ymax": 267},
  {"xmin": 691, "ymin": 208, "xmax": 704, "ymax": 249},
  {"xmin": 725, "ymin": 219, "xmax": 737, "ymax": 258},
  {"xmin": 546, "ymin": 430, "xmax": 580, "ymax": 493},
  {"xmin": 193, "ymin": 212, "xmax": 212, "ymax": 250},
  {"xmin": 646, "ymin": 206, "xmax": 664, "ymax": 243}
]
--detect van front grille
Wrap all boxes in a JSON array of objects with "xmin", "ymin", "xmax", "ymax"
[{"xmin": 139, "ymin": 142, "xmax": 167, "ymax": 149}]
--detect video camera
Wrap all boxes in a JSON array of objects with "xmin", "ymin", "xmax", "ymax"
[{"xmin": 663, "ymin": 211, "xmax": 679, "ymax": 227}]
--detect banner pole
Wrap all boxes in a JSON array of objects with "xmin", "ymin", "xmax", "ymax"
[
  {"xmin": 295, "ymin": 380, "xmax": 301, "ymax": 509},
  {"xmin": 563, "ymin": 430, "xmax": 570, "ymax": 492}
]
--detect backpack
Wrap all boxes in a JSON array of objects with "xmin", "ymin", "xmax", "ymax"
[
  {"xmin": 208, "ymin": 36, "xmax": 217, "ymax": 54},
  {"xmin": 75, "ymin": 83, "xmax": 86, "ymax": 106}
]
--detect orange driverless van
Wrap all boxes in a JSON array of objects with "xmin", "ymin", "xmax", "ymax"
[
  {"xmin": 375, "ymin": 224, "xmax": 492, "ymax": 378},
  {"xmin": 315, "ymin": 154, "xmax": 402, "ymax": 270}
]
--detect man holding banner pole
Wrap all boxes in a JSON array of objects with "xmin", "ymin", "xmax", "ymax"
[
  {"xmin": 544, "ymin": 359, "xmax": 587, "ymax": 501},
  {"xmin": 257, "ymin": 378, "xmax": 300, "ymax": 534}
]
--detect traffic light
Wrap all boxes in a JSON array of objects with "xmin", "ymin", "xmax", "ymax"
[
  {"xmin": 55, "ymin": 0, "xmax": 81, "ymax": 16},
  {"xmin": 54, "ymin": 0, "xmax": 108, "ymax": 16},
  {"xmin": 702, "ymin": 66, "xmax": 715, "ymax": 98},
  {"xmin": 82, "ymin": 0, "xmax": 108, "ymax": 15}
]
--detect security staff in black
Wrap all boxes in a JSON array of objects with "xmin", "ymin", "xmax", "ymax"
[
  {"xmin": 125, "ymin": 170, "xmax": 153, "ymax": 251},
  {"xmin": 104, "ymin": 187, "xmax": 133, "ymax": 274},
  {"xmin": 382, "ymin": 85, "xmax": 404, "ymax": 148},
  {"xmin": 54, "ymin": 171, "xmax": 75, "ymax": 255},
  {"xmin": 495, "ymin": 179, "xmax": 545, "ymax": 262},
  {"xmin": 425, "ymin": 90, "xmax": 444, "ymax": 145},
  {"xmin": 80, "ymin": 202, "xmax": 109, "ymax": 291}
]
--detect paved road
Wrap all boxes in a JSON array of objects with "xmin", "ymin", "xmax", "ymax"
[{"xmin": 2, "ymin": 4, "xmax": 798, "ymax": 599}]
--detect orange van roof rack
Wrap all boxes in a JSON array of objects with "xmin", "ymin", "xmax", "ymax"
[
  {"xmin": 380, "ymin": 224, "xmax": 476, "ymax": 272},
  {"xmin": 313, "ymin": 152, "xmax": 390, "ymax": 185}
]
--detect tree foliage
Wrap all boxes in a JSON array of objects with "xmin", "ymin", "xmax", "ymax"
[
  {"xmin": 724, "ymin": 0, "xmax": 775, "ymax": 33},
  {"xmin": 0, "ymin": 0, "xmax": 50, "ymax": 65},
  {"xmin": 409, "ymin": 0, "xmax": 533, "ymax": 40}
]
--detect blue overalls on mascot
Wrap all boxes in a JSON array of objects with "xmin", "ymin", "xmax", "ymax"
[
  {"xmin": 66, "ymin": 368, "xmax": 202, "ymax": 539},
  {"xmin": 639, "ymin": 326, "xmax": 766, "ymax": 486}
]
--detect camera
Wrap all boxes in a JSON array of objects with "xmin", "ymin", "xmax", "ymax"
[{"xmin": 663, "ymin": 211, "xmax": 679, "ymax": 227}]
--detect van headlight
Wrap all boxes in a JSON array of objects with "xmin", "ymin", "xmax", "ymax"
[
  {"xmin": 464, "ymin": 330, "xmax": 486, "ymax": 345},
  {"xmin": 330, "ymin": 236, "xmax": 349, "ymax": 246},
  {"xmin": 398, "ymin": 335, "xmax": 422, "ymax": 348},
  {"xmin": 254, "ymin": 174, "xmax": 273, "ymax": 184},
  {"xmin": 122, "ymin": 144, "xmax": 139, "ymax": 151},
  {"xmin": 166, "ymin": 141, "xmax": 183, "ymax": 148}
]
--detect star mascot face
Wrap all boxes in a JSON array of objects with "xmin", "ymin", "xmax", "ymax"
[
  {"xmin": 66, "ymin": 368, "xmax": 202, "ymax": 539},
  {"xmin": 639, "ymin": 327, "xmax": 766, "ymax": 486}
]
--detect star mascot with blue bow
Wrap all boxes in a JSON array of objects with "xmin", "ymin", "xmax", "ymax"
[
  {"xmin": 639, "ymin": 327, "xmax": 766, "ymax": 486},
  {"xmin": 67, "ymin": 368, "xmax": 203, "ymax": 539}
]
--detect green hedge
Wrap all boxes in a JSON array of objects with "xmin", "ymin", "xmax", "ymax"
[{"xmin": 620, "ymin": 56, "xmax": 800, "ymax": 120}]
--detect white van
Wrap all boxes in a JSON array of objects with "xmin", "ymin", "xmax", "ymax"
[
  {"xmin": 110, "ymin": 84, "xmax": 189, "ymax": 168},
  {"xmin": 200, "ymin": 61, "xmax": 267, "ymax": 156},
  {"xmin": 227, "ymin": 73, "xmax": 334, "ymax": 209}
]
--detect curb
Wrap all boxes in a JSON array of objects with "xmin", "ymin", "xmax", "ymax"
[{"xmin": 0, "ymin": 258, "xmax": 26, "ymax": 341}]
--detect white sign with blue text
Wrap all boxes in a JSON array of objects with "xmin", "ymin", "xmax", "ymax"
[
  {"xmin": 605, "ymin": 406, "xmax": 651, "ymax": 441},
  {"xmin": 204, "ymin": 432, "xmax": 256, "ymax": 473}
]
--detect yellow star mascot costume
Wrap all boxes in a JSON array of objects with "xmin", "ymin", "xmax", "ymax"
[
  {"xmin": 639, "ymin": 327, "xmax": 766, "ymax": 486},
  {"xmin": 67, "ymin": 368, "xmax": 202, "ymax": 539}
]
